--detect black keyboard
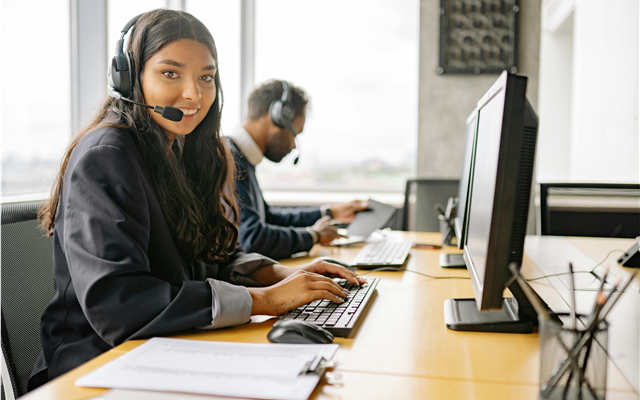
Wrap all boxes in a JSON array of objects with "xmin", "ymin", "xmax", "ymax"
[
  {"xmin": 349, "ymin": 241, "xmax": 412, "ymax": 268},
  {"xmin": 278, "ymin": 277, "xmax": 379, "ymax": 337}
]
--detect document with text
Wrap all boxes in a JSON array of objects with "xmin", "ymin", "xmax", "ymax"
[{"xmin": 76, "ymin": 337, "xmax": 339, "ymax": 400}]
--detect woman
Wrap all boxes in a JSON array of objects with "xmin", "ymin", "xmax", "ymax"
[{"xmin": 29, "ymin": 9, "xmax": 362, "ymax": 389}]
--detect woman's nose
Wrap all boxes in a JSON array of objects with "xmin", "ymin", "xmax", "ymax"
[{"xmin": 181, "ymin": 78, "xmax": 202, "ymax": 101}]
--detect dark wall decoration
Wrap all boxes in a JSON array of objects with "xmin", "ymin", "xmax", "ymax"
[{"xmin": 438, "ymin": 0, "xmax": 520, "ymax": 74}]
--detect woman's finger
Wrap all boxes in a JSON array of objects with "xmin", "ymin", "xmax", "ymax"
[
  {"xmin": 309, "ymin": 280, "xmax": 350, "ymax": 299},
  {"xmin": 316, "ymin": 262, "xmax": 365, "ymax": 285},
  {"xmin": 303, "ymin": 273, "xmax": 345, "ymax": 294},
  {"xmin": 313, "ymin": 290, "xmax": 347, "ymax": 304}
]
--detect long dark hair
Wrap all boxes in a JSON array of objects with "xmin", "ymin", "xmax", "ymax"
[{"xmin": 40, "ymin": 9, "xmax": 239, "ymax": 264}]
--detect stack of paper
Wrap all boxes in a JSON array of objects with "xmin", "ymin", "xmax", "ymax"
[{"xmin": 76, "ymin": 338, "xmax": 338, "ymax": 400}]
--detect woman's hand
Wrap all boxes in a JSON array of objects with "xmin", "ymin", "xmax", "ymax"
[
  {"xmin": 247, "ymin": 259, "xmax": 366, "ymax": 316},
  {"xmin": 248, "ymin": 270, "xmax": 348, "ymax": 315},
  {"xmin": 250, "ymin": 259, "xmax": 365, "ymax": 286}
]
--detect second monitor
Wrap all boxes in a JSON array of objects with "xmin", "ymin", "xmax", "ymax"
[{"xmin": 440, "ymin": 107, "xmax": 479, "ymax": 268}]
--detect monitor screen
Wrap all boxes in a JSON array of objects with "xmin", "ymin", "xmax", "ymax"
[
  {"xmin": 463, "ymin": 71, "xmax": 538, "ymax": 311},
  {"xmin": 453, "ymin": 108, "xmax": 479, "ymax": 249}
]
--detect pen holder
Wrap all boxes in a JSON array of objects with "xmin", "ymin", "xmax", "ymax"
[
  {"xmin": 539, "ymin": 316, "xmax": 608, "ymax": 400},
  {"xmin": 438, "ymin": 215, "xmax": 455, "ymax": 246}
]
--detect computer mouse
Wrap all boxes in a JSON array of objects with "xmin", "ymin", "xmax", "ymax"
[
  {"xmin": 267, "ymin": 320, "xmax": 334, "ymax": 344},
  {"xmin": 316, "ymin": 256, "xmax": 355, "ymax": 272}
]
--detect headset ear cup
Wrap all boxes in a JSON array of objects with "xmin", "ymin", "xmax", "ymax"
[
  {"xmin": 269, "ymin": 100, "xmax": 285, "ymax": 128},
  {"xmin": 110, "ymin": 51, "xmax": 133, "ymax": 98},
  {"xmin": 123, "ymin": 50, "xmax": 134, "ymax": 97}
]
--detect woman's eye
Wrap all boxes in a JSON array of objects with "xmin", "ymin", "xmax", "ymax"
[
  {"xmin": 163, "ymin": 71, "xmax": 179, "ymax": 79},
  {"xmin": 201, "ymin": 75, "xmax": 214, "ymax": 83}
]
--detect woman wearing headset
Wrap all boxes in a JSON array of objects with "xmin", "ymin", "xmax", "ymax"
[{"xmin": 29, "ymin": 9, "xmax": 363, "ymax": 389}]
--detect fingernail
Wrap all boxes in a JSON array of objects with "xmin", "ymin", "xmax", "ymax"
[
  {"xmin": 343, "ymin": 290, "xmax": 350, "ymax": 297},
  {"xmin": 337, "ymin": 297, "xmax": 345, "ymax": 303}
]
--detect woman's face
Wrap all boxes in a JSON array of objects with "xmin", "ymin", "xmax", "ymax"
[{"xmin": 141, "ymin": 39, "xmax": 217, "ymax": 142}]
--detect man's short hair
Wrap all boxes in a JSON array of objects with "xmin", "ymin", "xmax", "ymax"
[{"xmin": 247, "ymin": 79, "xmax": 309, "ymax": 121}]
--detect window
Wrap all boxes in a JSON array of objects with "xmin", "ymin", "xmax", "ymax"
[
  {"xmin": 1, "ymin": 1, "xmax": 418, "ymax": 200},
  {"xmin": 1, "ymin": 0, "xmax": 71, "ymax": 197},
  {"xmin": 254, "ymin": 0, "xmax": 419, "ymax": 192},
  {"xmin": 185, "ymin": 1, "xmax": 242, "ymax": 134}
]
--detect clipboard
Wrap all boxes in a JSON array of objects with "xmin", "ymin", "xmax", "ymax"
[{"xmin": 76, "ymin": 337, "xmax": 339, "ymax": 400}]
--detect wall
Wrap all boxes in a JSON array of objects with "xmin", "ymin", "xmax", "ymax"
[
  {"xmin": 537, "ymin": 0, "xmax": 639, "ymax": 183},
  {"xmin": 418, "ymin": 0, "xmax": 542, "ymax": 179}
]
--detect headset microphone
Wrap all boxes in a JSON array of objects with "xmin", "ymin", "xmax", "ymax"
[
  {"xmin": 293, "ymin": 140, "xmax": 300, "ymax": 165},
  {"xmin": 286, "ymin": 121, "xmax": 301, "ymax": 165},
  {"xmin": 124, "ymin": 98, "xmax": 183, "ymax": 122},
  {"xmin": 108, "ymin": 86, "xmax": 183, "ymax": 121}
]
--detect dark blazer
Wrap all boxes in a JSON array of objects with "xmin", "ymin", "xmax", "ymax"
[
  {"xmin": 229, "ymin": 139, "xmax": 322, "ymax": 260},
  {"xmin": 29, "ymin": 121, "xmax": 270, "ymax": 389}
]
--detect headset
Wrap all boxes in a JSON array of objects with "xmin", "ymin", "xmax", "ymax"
[
  {"xmin": 268, "ymin": 80, "xmax": 301, "ymax": 164},
  {"xmin": 107, "ymin": 13, "xmax": 183, "ymax": 122}
]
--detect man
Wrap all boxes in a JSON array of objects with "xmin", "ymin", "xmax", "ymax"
[{"xmin": 227, "ymin": 79, "xmax": 368, "ymax": 260}]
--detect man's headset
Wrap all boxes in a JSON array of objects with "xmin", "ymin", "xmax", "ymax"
[
  {"xmin": 107, "ymin": 13, "xmax": 184, "ymax": 122},
  {"xmin": 268, "ymin": 81, "xmax": 301, "ymax": 165}
]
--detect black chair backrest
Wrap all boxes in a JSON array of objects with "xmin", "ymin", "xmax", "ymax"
[
  {"xmin": 540, "ymin": 183, "xmax": 640, "ymax": 238},
  {"xmin": 1, "ymin": 201, "xmax": 54, "ymax": 398},
  {"xmin": 403, "ymin": 179, "xmax": 459, "ymax": 232}
]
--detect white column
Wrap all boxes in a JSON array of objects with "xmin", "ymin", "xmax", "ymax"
[
  {"xmin": 240, "ymin": 0, "xmax": 255, "ymax": 122},
  {"xmin": 70, "ymin": 0, "xmax": 108, "ymax": 133}
]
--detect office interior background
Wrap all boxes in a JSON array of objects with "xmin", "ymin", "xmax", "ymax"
[
  {"xmin": 0, "ymin": 2, "xmax": 639, "ymax": 398},
  {"xmin": 1, "ymin": 0, "xmax": 639, "ymax": 225}
]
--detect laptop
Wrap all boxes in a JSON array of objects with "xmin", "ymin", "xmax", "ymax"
[{"xmin": 329, "ymin": 199, "xmax": 397, "ymax": 246}]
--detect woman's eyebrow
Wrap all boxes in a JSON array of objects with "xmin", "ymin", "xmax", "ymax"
[
  {"xmin": 157, "ymin": 60, "xmax": 216, "ymax": 72},
  {"xmin": 157, "ymin": 59, "xmax": 185, "ymax": 68}
]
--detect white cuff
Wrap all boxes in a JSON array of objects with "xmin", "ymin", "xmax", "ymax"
[
  {"xmin": 305, "ymin": 227, "xmax": 319, "ymax": 244},
  {"xmin": 319, "ymin": 204, "xmax": 332, "ymax": 218},
  {"xmin": 199, "ymin": 279, "xmax": 253, "ymax": 330}
]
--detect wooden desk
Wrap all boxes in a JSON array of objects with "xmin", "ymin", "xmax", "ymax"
[{"xmin": 22, "ymin": 232, "xmax": 639, "ymax": 400}]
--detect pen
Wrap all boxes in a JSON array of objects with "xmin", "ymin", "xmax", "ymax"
[
  {"xmin": 412, "ymin": 243, "xmax": 442, "ymax": 249},
  {"xmin": 568, "ymin": 262, "xmax": 576, "ymax": 330},
  {"xmin": 596, "ymin": 269, "xmax": 638, "ymax": 323}
]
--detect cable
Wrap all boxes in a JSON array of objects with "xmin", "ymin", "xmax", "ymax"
[
  {"xmin": 357, "ymin": 266, "xmax": 470, "ymax": 280},
  {"xmin": 355, "ymin": 249, "xmax": 625, "ymax": 284},
  {"xmin": 525, "ymin": 249, "xmax": 626, "ymax": 282}
]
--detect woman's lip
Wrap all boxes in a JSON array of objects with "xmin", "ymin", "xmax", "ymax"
[{"xmin": 178, "ymin": 108, "xmax": 199, "ymax": 117}]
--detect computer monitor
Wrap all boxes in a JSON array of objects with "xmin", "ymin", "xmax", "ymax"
[
  {"xmin": 444, "ymin": 71, "xmax": 554, "ymax": 333},
  {"xmin": 439, "ymin": 108, "xmax": 478, "ymax": 268}
]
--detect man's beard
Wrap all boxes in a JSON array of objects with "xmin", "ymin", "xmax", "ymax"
[{"xmin": 264, "ymin": 133, "xmax": 291, "ymax": 163}]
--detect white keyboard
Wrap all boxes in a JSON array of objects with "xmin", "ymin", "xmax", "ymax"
[{"xmin": 349, "ymin": 241, "xmax": 412, "ymax": 268}]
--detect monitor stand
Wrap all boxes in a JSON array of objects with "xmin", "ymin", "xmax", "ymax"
[
  {"xmin": 439, "ymin": 253, "xmax": 467, "ymax": 269},
  {"xmin": 443, "ymin": 279, "xmax": 557, "ymax": 334}
]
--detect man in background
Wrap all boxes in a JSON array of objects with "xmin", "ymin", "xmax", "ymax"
[{"xmin": 227, "ymin": 79, "xmax": 368, "ymax": 260}]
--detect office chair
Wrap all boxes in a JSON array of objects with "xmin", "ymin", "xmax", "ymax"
[
  {"xmin": 1, "ymin": 201, "xmax": 54, "ymax": 399},
  {"xmin": 539, "ymin": 183, "xmax": 640, "ymax": 238},
  {"xmin": 402, "ymin": 179, "xmax": 459, "ymax": 232}
]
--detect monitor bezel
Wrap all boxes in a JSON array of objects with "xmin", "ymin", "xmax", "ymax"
[{"xmin": 454, "ymin": 107, "xmax": 480, "ymax": 249}]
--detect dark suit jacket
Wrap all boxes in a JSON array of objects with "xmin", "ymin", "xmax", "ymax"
[
  {"xmin": 29, "ymin": 121, "xmax": 271, "ymax": 389},
  {"xmin": 229, "ymin": 139, "xmax": 322, "ymax": 260}
]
